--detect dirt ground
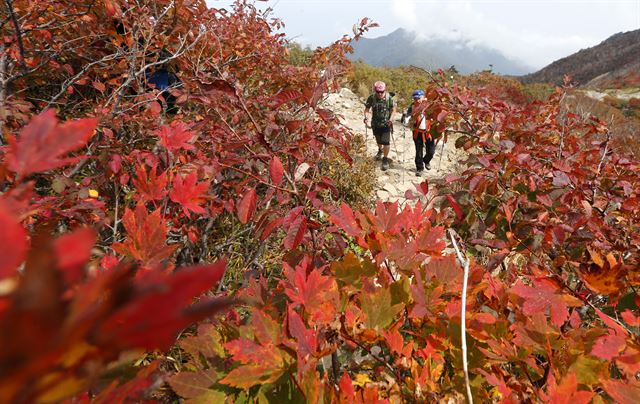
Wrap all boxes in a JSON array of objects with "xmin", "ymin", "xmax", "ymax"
[{"xmin": 322, "ymin": 88, "xmax": 467, "ymax": 204}]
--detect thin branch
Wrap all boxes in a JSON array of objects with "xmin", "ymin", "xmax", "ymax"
[
  {"xmin": 4, "ymin": 0, "xmax": 26, "ymax": 70},
  {"xmin": 448, "ymin": 229, "xmax": 473, "ymax": 404},
  {"xmin": 0, "ymin": 44, "xmax": 6, "ymax": 145},
  {"xmin": 592, "ymin": 129, "xmax": 611, "ymax": 202}
]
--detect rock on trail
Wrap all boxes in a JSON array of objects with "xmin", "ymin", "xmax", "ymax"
[{"xmin": 321, "ymin": 88, "xmax": 466, "ymax": 204}]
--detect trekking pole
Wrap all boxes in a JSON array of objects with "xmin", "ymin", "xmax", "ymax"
[
  {"xmin": 401, "ymin": 124, "xmax": 406, "ymax": 185},
  {"xmin": 390, "ymin": 122, "xmax": 400, "ymax": 167},
  {"xmin": 438, "ymin": 133, "xmax": 446, "ymax": 171}
]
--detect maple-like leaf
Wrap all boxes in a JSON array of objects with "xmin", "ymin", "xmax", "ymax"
[
  {"xmin": 602, "ymin": 380, "xmax": 640, "ymax": 404},
  {"xmin": 168, "ymin": 368, "xmax": 220, "ymax": 400},
  {"xmin": 579, "ymin": 251, "xmax": 625, "ymax": 296},
  {"xmin": 510, "ymin": 278, "xmax": 582, "ymax": 327},
  {"xmin": 288, "ymin": 306, "xmax": 317, "ymax": 358},
  {"xmin": 218, "ymin": 337, "xmax": 290, "ymax": 389},
  {"xmin": 169, "ymin": 172, "xmax": 209, "ymax": 217},
  {"xmin": 545, "ymin": 372, "xmax": 594, "ymax": 404},
  {"xmin": 156, "ymin": 121, "xmax": 196, "ymax": 152},
  {"xmin": 284, "ymin": 258, "xmax": 340, "ymax": 325},
  {"xmin": 132, "ymin": 164, "xmax": 168, "ymax": 202},
  {"xmin": 5, "ymin": 109, "xmax": 97, "ymax": 179},
  {"xmin": 112, "ymin": 204, "xmax": 178, "ymax": 266},
  {"xmin": 0, "ymin": 202, "xmax": 28, "ymax": 280},
  {"xmin": 591, "ymin": 332, "xmax": 626, "ymax": 360},
  {"xmin": 359, "ymin": 286, "xmax": 404, "ymax": 331},
  {"xmin": 97, "ymin": 261, "xmax": 228, "ymax": 350}
]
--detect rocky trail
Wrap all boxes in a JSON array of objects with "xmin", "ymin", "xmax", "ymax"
[{"xmin": 322, "ymin": 88, "xmax": 467, "ymax": 204}]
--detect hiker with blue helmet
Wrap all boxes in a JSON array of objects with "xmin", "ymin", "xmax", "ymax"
[
  {"xmin": 408, "ymin": 88, "xmax": 437, "ymax": 176},
  {"xmin": 364, "ymin": 81, "xmax": 396, "ymax": 171}
]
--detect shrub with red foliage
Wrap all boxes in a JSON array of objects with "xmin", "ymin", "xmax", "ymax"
[{"xmin": 1, "ymin": 0, "xmax": 639, "ymax": 402}]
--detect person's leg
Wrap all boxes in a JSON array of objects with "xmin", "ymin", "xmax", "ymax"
[
  {"xmin": 424, "ymin": 137, "xmax": 437, "ymax": 169},
  {"xmin": 379, "ymin": 128, "xmax": 391, "ymax": 170},
  {"xmin": 414, "ymin": 135, "xmax": 424, "ymax": 172},
  {"xmin": 373, "ymin": 129, "xmax": 384, "ymax": 160}
]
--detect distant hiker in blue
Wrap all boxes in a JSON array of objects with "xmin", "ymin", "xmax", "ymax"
[
  {"xmin": 145, "ymin": 49, "xmax": 180, "ymax": 114},
  {"xmin": 364, "ymin": 81, "xmax": 396, "ymax": 171},
  {"xmin": 407, "ymin": 89, "xmax": 438, "ymax": 176}
]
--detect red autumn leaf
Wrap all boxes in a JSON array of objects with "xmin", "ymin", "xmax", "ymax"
[
  {"xmin": 339, "ymin": 372, "xmax": 355, "ymax": 399},
  {"xmin": 92, "ymin": 361, "xmax": 160, "ymax": 403},
  {"xmin": 510, "ymin": 278, "xmax": 582, "ymax": 327},
  {"xmin": 621, "ymin": 310, "xmax": 640, "ymax": 327},
  {"xmin": 108, "ymin": 154, "xmax": 122, "ymax": 175},
  {"xmin": 284, "ymin": 212, "xmax": 307, "ymax": 250},
  {"xmin": 545, "ymin": 372, "xmax": 594, "ymax": 404},
  {"xmin": 269, "ymin": 156, "xmax": 284, "ymax": 186},
  {"xmin": 329, "ymin": 203, "xmax": 364, "ymax": 245},
  {"xmin": 148, "ymin": 101, "xmax": 162, "ymax": 116},
  {"xmin": 112, "ymin": 204, "xmax": 178, "ymax": 266},
  {"xmin": 602, "ymin": 380, "xmax": 640, "ymax": 404},
  {"xmin": 273, "ymin": 89, "xmax": 303, "ymax": 108},
  {"xmin": 168, "ymin": 368, "xmax": 218, "ymax": 400},
  {"xmin": 237, "ymin": 187, "xmax": 257, "ymax": 224},
  {"xmin": 92, "ymin": 80, "xmax": 106, "ymax": 93},
  {"xmin": 132, "ymin": 164, "xmax": 168, "ymax": 202},
  {"xmin": 287, "ymin": 306, "xmax": 317, "ymax": 357},
  {"xmin": 591, "ymin": 332, "xmax": 626, "ymax": 360},
  {"xmin": 156, "ymin": 121, "xmax": 196, "ymax": 152},
  {"xmin": 436, "ymin": 110, "xmax": 449, "ymax": 122},
  {"xmin": 552, "ymin": 170, "xmax": 571, "ymax": 187},
  {"xmin": 0, "ymin": 202, "xmax": 28, "ymax": 280},
  {"xmin": 284, "ymin": 259, "xmax": 340, "ymax": 325},
  {"xmin": 260, "ymin": 217, "xmax": 284, "ymax": 240},
  {"xmin": 53, "ymin": 227, "xmax": 96, "ymax": 284},
  {"xmin": 5, "ymin": 109, "xmax": 97, "ymax": 179},
  {"xmin": 219, "ymin": 334, "xmax": 289, "ymax": 389},
  {"xmin": 169, "ymin": 172, "xmax": 209, "ymax": 217},
  {"xmin": 446, "ymin": 194, "xmax": 463, "ymax": 221},
  {"xmin": 97, "ymin": 261, "xmax": 228, "ymax": 350}
]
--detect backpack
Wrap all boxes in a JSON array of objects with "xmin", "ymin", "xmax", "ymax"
[{"xmin": 367, "ymin": 92, "xmax": 394, "ymax": 128}]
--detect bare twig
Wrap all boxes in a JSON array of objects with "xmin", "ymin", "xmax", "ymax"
[
  {"xmin": 592, "ymin": 129, "xmax": 611, "ymax": 202},
  {"xmin": 4, "ymin": 0, "xmax": 26, "ymax": 70},
  {"xmin": 448, "ymin": 229, "xmax": 473, "ymax": 404},
  {"xmin": 112, "ymin": 182, "xmax": 120, "ymax": 241},
  {"xmin": 0, "ymin": 44, "xmax": 6, "ymax": 144}
]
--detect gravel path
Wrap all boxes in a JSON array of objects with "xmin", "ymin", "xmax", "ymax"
[{"xmin": 322, "ymin": 88, "xmax": 466, "ymax": 204}]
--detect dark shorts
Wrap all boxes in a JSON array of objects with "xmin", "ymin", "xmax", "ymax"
[{"xmin": 372, "ymin": 126, "xmax": 391, "ymax": 145}]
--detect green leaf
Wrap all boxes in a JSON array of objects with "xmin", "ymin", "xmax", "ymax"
[
  {"xmin": 360, "ymin": 287, "xmax": 404, "ymax": 331},
  {"xmin": 219, "ymin": 363, "xmax": 287, "ymax": 390},
  {"xmin": 570, "ymin": 355, "xmax": 607, "ymax": 385},
  {"xmin": 390, "ymin": 276, "xmax": 411, "ymax": 305},
  {"xmin": 168, "ymin": 368, "xmax": 218, "ymax": 399},
  {"xmin": 332, "ymin": 252, "xmax": 377, "ymax": 287}
]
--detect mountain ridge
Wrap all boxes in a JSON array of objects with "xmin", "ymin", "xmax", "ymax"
[
  {"xmin": 348, "ymin": 28, "xmax": 533, "ymax": 76},
  {"xmin": 520, "ymin": 29, "xmax": 640, "ymax": 87}
]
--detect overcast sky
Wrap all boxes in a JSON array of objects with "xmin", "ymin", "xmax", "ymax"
[{"xmin": 208, "ymin": 0, "xmax": 640, "ymax": 69}]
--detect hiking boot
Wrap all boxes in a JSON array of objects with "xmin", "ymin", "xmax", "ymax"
[
  {"xmin": 415, "ymin": 170, "xmax": 423, "ymax": 177},
  {"xmin": 375, "ymin": 150, "xmax": 383, "ymax": 161},
  {"xmin": 425, "ymin": 163, "xmax": 431, "ymax": 170},
  {"xmin": 381, "ymin": 157, "xmax": 390, "ymax": 171}
]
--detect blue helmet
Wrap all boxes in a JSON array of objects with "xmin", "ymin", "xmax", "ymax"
[{"xmin": 412, "ymin": 89, "xmax": 425, "ymax": 98}]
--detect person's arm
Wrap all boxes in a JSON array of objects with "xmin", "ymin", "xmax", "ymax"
[
  {"xmin": 389, "ymin": 99, "xmax": 396, "ymax": 127},
  {"xmin": 364, "ymin": 95, "xmax": 372, "ymax": 125}
]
